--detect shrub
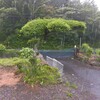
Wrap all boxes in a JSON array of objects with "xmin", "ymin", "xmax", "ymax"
[
  {"xmin": 86, "ymin": 47, "xmax": 93, "ymax": 56},
  {"xmin": 18, "ymin": 56, "xmax": 60, "ymax": 86},
  {"xmin": 96, "ymin": 49, "xmax": 100, "ymax": 55},
  {"xmin": 19, "ymin": 47, "xmax": 34, "ymax": 59},
  {"xmin": 81, "ymin": 43, "xmax": 89, "ymax": 52},
  {"xmin": 81, "ymin": 43, "xmax": 93, "ymax": 56},
  {"xmin": 22, "ymin": 64, "xmax": 60, "ymax": 86}
]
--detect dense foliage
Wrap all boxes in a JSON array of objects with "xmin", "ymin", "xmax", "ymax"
[
  {"xmin": 22, "ymin": 61, "xmax": 60, "ymax": 85},
  {"xmin": 47, "ymin": 19, "xmax": 71, "ymax": 33},
  {"xmin": 81, "ymin": 43, "xmax": 93, "ymax": 57},
  {"xmin": 20, "ymin": 18, "xmax": 86, "ymax": 49},
  {"xmin": 19, "ymin": 47, "xmax": 34, "ymax": 59},
  {"xmin": 20, "ymin": 19, "xmax": 49, "ymax": 37}
]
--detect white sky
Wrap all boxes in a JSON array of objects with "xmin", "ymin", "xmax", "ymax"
[{"xmin": 80, "ymin": 0, "xmax": 100, "ymax": 10}]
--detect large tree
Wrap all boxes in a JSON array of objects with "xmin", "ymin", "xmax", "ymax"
[{"xmin": 20, "ymin": 18, "xmax": 86, "ymax": 49}]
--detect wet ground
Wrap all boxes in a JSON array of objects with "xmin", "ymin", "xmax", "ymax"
[
  {"xmin": 0, "ymin": 66, "xmax": 83, "ymax": 100},
  {"xmin": 58, "ymin": 58, "xmax": 100, "ymax": 100},
  {"xmin": 0, "ymin": 58, "xmax": 100, "ymax": 100}
]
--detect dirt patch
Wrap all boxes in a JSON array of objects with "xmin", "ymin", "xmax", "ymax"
[{"xmin": 0, "ymin": 67, "xmax": 21, "ymax": 87}]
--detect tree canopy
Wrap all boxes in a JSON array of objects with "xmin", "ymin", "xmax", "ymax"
[
  {"xmin": 20, "ymin": 18, "xmax": 86, "ymax": 49},
  {"xmin": 21, "ymin": 18, "xmax": 86, "ymax": 35}
]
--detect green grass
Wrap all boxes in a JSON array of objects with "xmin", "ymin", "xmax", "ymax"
[{"xmin": 0, "ymin": 57, "xmax": 30, "ymax": 67}]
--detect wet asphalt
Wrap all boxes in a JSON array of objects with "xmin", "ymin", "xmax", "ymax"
[{"xmin": 58, "ymin": 58, "xmax": 100, "ymax": 100}]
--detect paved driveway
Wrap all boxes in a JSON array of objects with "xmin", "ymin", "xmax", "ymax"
[{"xmin": 58, "ymin": 58, "xmax": 100, "ymax": 100}]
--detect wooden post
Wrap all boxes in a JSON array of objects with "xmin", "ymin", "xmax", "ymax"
[{"xmin": 80, "ymin": 37, "xmax": 81, "ymax": 48}]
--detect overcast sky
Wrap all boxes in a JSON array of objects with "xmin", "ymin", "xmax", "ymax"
[{"xmin": 80, "ymin": 0, "xmax": 100, "ymax": 10}]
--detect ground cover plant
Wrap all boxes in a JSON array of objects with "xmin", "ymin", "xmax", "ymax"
[
  {"xmin": 0, "ymin": 57, "xmax": 30, "ymax": 67},
  {"xmin": 0, "ymin": 46, "xmax": 60, "ymax": 86}
]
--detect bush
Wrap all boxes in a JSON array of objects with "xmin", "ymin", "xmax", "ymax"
[
  {"xmin": 86, "ymin": 47, "xmax": 93, "ymax": 57},
  {"xmin": 19, "ymin": 47, "xmax": 34, "ymax": 59},
  {"xmin": 81, "ymin": 43, "xmax": 89, "ymax": 52},
  {"xmin": 18, "ymin": 55, "xmax": 60, "ymax": 86},
  {"xmin": 96, "ymin": 49, "xmax": 100, "ymax": 55},
  {"xmin": 22, "ymin": 64, "xmax": 60, "ymax": 86},
  {"xmin": 17, "ymin": 56, "xmax": 60, "ymax": 86},
  {"xmin": 81, "ymin": 43, "xmax": 93, "ymax": 56}
]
